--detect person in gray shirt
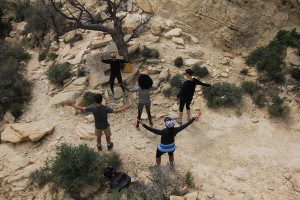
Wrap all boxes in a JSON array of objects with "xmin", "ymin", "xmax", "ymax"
[
  {"xmin": 66, "ymin": 94, "xmax": 131, "ymax": 151},
  {"xmin": 118, "ymin": 74, "xmax": 162, "ymax": 129}
]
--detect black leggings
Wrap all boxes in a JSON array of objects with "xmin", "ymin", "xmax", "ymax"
[
  {"xmin": 156, "ymin": 148, "xmax": 174, "ymax": 158},
  {"xmin": 109, "ymin": 73, "xmax": 124, "ymax": 93},
  {"xmin": 136, "ymin": 103, "xmax": 152, "ymax": 126},
  {"xmin": 179, "ymin": 98, "xmax": 192, "ymax": 112}
]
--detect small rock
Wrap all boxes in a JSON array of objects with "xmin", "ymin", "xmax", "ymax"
[
  {"xmin": 206, "ymin": 191, "xmax": 214, "ymax": 199},
  {"xmin": 251, "ymin": 118, "xmax": 259, "ymax": 123},
  {"xmin": 221, "ymin": 72, "xmax": 229, "ymax": 78},
  {"xmin": 180, "ymin": 186, "xmax": 189, "ymax": 195},
  {"xmin": 4, "ymin": 111, "xmax": 15, "ymax": 124},
  {"xmin": 169, "ymin": 196, "xmax": 184, "ymax": 200},
  {"xmin": 284, "ymin": 173, "xmax": 292, "ymax": 180},
  {"xmin": 134, "ymin": 144, "xmax": 145, "ymax": 150}
]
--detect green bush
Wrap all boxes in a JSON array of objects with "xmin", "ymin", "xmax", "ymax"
[
  {"xmin": 253, "ymin": 93, "xmax": 267, "ymax": 108},
  {"xmin": 174, "ymin": 57, "xmax": 183, "ymax": 68},
  {"xmin": 20, "ymin": 52, "xmax": 31, "ymax": 61},
  {"xmin": 77, "ymin": 67, "xmax": 85, "ymax": 77},
  {"xmin": 142, "ymin": 46, "xmax": 160, "ymax": 58},
  {"xmin": 82, "ymin": 92, "xmax": 98, "ymax": 106},
  {"xmin": 241, "ymin": 81, "xmax": 259, "ymax": 95},
  {"xmin": 29, "ymin": 168, "xmax": 50, "ymax": 188},
  {"xmin": 185, "ymin": 171, "xmax": 195, "ymax": 188},
  {"xmin": 23, "ymin": 6, "xmax": 48, "ymax": 34},
  {"xmin": 202, "ymin": 82, "xmax": 243, "ymax": 108},
  {"xmin": 162, "ymin": 87, "xmax": 181, "ymax": 98},
  {"xmin": 47, "ymin": 52, "xmax": 58, "ymax": 61},
  {"xmin": 192, "ymin": 64, "xmax": 209, "ymax": 78},
  {"xmin": 291, "ymin": 68, "xmax": 300, "ymax": 80},
  {"xmin": 46, "ymin": 62, "xmax": 71, "ymax": 85},
  {"xmin": 38, "ymin": 48, "xmax": 48, "ymax": 61},
  {"xmin": 10, "ymin": 0, "xmax": 31, "ymax": 22},
  {"xmin": 104, "ymin": 189, "xmax": 128, "ymax": 200},
  {"xmin": 0, "ymin": 105, "xmax": 3, "ymax": 118},
  {"xmin": 268, "ymin": 96, "xmax": 290, "ymax": 117},
  {"xmin": 66, "ymin": 33, "xmax": 83, "ymax": 44},
  {"xmin": 0, "ymin": 20, "xmax": 12, "ymax": 39},
  {"xmin": 240, "ymin": 68, "xmax": 249, "ymax": 75},
  {"xmin": 169, "ymin": 74, "xmax": 184, "ymax": 88},
  {"xmin": 0, "ymin": 42, "xmax": 32, "ymax": 118},
  {"xmin": 30, "ymin": 143, "xmax": 121, "ymax": 197}
]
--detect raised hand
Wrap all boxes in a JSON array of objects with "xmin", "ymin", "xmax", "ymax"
[
  {"xmin": 193, "ymin": 112, "xmax": 202, "ymax": 119},
  {"xmin": 65, "ymin": 101, "xmax": 73, "ymax": 106}
]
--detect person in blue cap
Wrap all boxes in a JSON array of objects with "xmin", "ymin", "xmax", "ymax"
[{"xmin": 138, "ymin": 112, "xmax": 201, "ymax": 167}]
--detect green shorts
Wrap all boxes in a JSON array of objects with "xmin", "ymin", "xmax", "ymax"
[{"xmin": 95, "ymin": 126, "xmax": 111, "ymax": 137}]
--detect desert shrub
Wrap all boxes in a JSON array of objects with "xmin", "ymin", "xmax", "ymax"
[
  {"xmin": 104, "ymin": 189, "xmax": 129, "ymax": 200},
  {"xmin": 240, "ymin": 68, "xmax": 249, "ymax": 75},
  {"xmin": 162, "ymin": 87, "xmax": 181, "ymax": 98},
  {"xmin": 38, "ymin": 48, "xmax": 48, "ymax": 61},
  {"xmin": 29, "ymin": 168, "xmax": 50, "ymax": 188},
  {"xmin": 0, "ymin": 19, "xmax": 12, "ymax": 38},
  {"xmin": 66, "ymin": 33, "xmax": 83, "ymax": 44},
  {"xmin": 10, "ymin": 0, "xmax": 31, "ymax": 22},
  {"xmin": 20, "ymin": 52, "xmax": 31, "ymax": 61},
  {"xmin": 185, "ymin": 171, "xmax": 195, "ymax": 188},
  {"xmin": 46, "ymin": 62, "xmax": 71, "ymax": 85},
  {"xmin": 128, "ymin": 166, "xmax": 183, "ymax": 200},
  {"xmin": 268, "ymin": 96, "xmax": 290, "ymax": 117},
  {"xmin": 174, "ymin": 56, "xmax": 183, "ymax": 68},
  {"xmin": 0, "ymin": 42, "xmax": 32, "ymax": 118},
  {"xmin": 77, "ymin": 67, "xmax": 85, "ymax": 77},
  {"xmin": 10, "ymin": 103, "xmax": 23, "ymax": 119},
  {"xmin": 192, "ymin": 64, "xmax": 209, "ymax": 78},
  {"xmin": 47, "ymin": 52, "xmax": 58, "ymax": 61},
  {"xmin": 0, "ymin": 105, "xmax": 3, "ymax": 118},
  {"xmin": 169, "ymin": 74, "xmax": 184, "ymax": 88},
  {"xmin": 82, "ymin": 92, "xmax": 98, "ymax": 106},
  {"xmin": 23, "ymin": 6, "xmax": 48, "ymax": 34},
  {"xmin": 253, "ymin": 93, "xmax": 267, "ymax": 108},
  {"xmin": 291, "ymin": 68, "xmax": 300, "ymax": 80},
  {"xmin": 142, "ymin": 46, "xmax": 160, "ymax": 58},
  {"xmin": 30, "ymin": 143, "xmax": 121, "ymax": 198},
  {"xmin": 202, "ymin": 82, "xmax": 243, "ymax": 108},
  {"xmin": 241, "ymin": 81, "xmax": 259, "ymax": 95}
]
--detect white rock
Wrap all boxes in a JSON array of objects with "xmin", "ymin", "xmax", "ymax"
[
  {"xmin": 88, "ymin": 36, "xmax": 112, "ymax": 49},
  {"xmin": 286, "ymin": 47, "xmax": 300, "ymax": 66},
  {"xmin": 191, "ymin": 36, "xmax": 199, "ymax": 44},
  {"xmin": 221, "ymin": 72, "xmax": 229, "ymax": 78},
  {"xmin": 231, "ymin": 167, "xmax": 249, "ymax": 181},
  {"xmin": 147, "ymin": 66, "xmax": 160, "ymax": 74},
  {"xmin": 185, "ymin": 59, "xmax": 204, "ymax": 66},
  {"xmin": 85, "ymin": 115, "xmax": 94, "ymax": 123},
  {"xmin": 76, "ymin": 123, "xmax": 95, "ymax": 141},
  {"xmin": 169, "ymin": 196, "xmax": 184, "ymax": 200},
  {"xmin": 184, "ymin": 192, "xmax": 198, "ymax": 200},
  {"xmin": 15, "ymin": 22, "xmax": 27, "ymax": 35},
  {"xmin": 172, "ymin": 37, "xmax": 185, "ymax": 45},
  {"xmin": 291, "ymin": 173, "xmax": 300, "ymax": 192},
  {"xmin": 164, "ymin": 28, "xmax": 182, "ymax": 39},
  {"xmin": 4, "ymin": 111, "xmax": 15, "ymax": 124}
]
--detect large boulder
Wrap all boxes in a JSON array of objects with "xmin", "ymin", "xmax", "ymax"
[
  {"xmin": 50, "ymin": 77, "xmax": 87, "ymax": 106},
  {"xmin": 164, "ymin": 28, "xmax": 182, "ymax": 39},
  {"xmin": 88, "ymin": 36, "xmax": 113, "ymax": 49},
  {"xmin": 285, "ymin": 47, "xmax": 300, "ymax": 67},
  {"xmin": 1, "ymin": 120, "xmax": 55, "ymax": 143},
  {"xmin": 136, "ymin": 0, "xmax": 153, "ymax": 13},
  {"xmin": 76, "ymin": 123, "xmax": 96, "ymax": 141},
  {"xmin": 291, "ymin": 173, "xmax": 300, "ymax": 192}
]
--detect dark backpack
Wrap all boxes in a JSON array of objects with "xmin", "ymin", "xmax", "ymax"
[{"xmin": 104, "ymin": 167, "xmax": 131, "ymax": 191}]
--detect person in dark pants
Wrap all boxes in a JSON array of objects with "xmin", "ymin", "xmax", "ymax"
[
  {"xmin": 138, "ymin": 112, "xmax": 201, "ymax": 166},
  {"xmin": 118, "ymin": 74, "xmax": 162, "ymax": 129},
  {"xmin": 101, "ymin": 52, "xmax": 128, "ymax": 95},
  {"xmin": 66, "ymin": 94, "xmax": 131, "ymax": 151},
  {"xmin": 171, "ymin": 68, "xmax": 211, "ymax": 125}
]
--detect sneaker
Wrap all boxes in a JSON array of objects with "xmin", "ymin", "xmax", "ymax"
[
  {"xmin": 169, "ymin": 163, "xmax": 175, "ymax": 171},
  {"xmin": 107, "ymin": 142, "xmax": 114, "ymax": 150},
  {"xmin": 176, "ymin": 119, "xmax": 182, "ymax": 126},
  {"xmin": 97, "ymin": 144, "xmax": 102, "ymax": 151}
]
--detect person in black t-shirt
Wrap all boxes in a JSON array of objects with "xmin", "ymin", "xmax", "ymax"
[
  {"xmin": 101, "ymin": 52, "xmax": 128, "ymax": 95},
  {"xmin": 171, "ymin": 68, "xmax": 211, "ymax": 125}
]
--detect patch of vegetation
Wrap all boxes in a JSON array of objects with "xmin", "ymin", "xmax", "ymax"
[
  {"xmin": 0, "ymin": 41, "xmax": 32, "ymax": 119},
  {"xmin": 82, "ymin": 92, "xmax": 98, "ymax": 106},
  {"xmin": 46, "ymin": 62, "xmax": 71, "ymax": 85},
  {"xmin": 185, "ymin": 171, "xmax": 195, "ymax": 188},
  {"xmin": 169, "ymin": 74, "xmax": 184, "ymax": 88},
  {"xmin": 240, "ymin": 68, "xmax": 249, "ymax": 75},
  {"xmin": 77, "ymin": 67, "xmax": 85, "ymax": 77},
  {"xmin": 29, "ymin": 143, "xmax": 121, "ymax": 198},
  {"xmin": 174, "ymin": 56, "xmax": 183, "ymax": 68},
  {"xmin": 20, "ymin": 52, "xmax": 31, "ymax": 61},
  {"xmin": 192, "ymin": 64, "xmax": 209, "ymax": 78},
  {"xmin": 241, "ymin": 81, "xmax": 259, "ymax": 95},
  {"xmin": 291, "ymin": 68, "xmax": 300, "ymax": 80},
  {"xmin": 268, "ymin": 96, "xmax": 290, "ymax": 118},
  {"xmin": 142, "ymin": 46, "xmax": 160, "ymax": 58},
  {"xmin": 162, "ymin": 87, "xmax": 181, "ymax": 98},
  {"xmin": 47, "ymin": 52, "xmax": 58, "ymax": 61},
  {"xmin": 38, "ymin": 48, "xmax": 48, "ymax": 62},
  {"xmin": 253, "ymin": 93, "xmax": 267, "ymax": 108},
  {"xmin": 104, "ymin": 189, "xmax": 128, "ymax": 200},
  {"xmin": 246, "ymin": 29, "xmax": 300, "ymax": 83},
  {"xmin": 66, "ymin": 33, "xmax": 83, "ymax": 44},
  {"xmin": 10, "ymin": 0, "xmax": 31, "ymax": 22},
  {"xmin": 202, "ymin": 82, "xmax": 243, "ymax": 108}
]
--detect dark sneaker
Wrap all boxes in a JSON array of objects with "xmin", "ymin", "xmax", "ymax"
[
  {"xmin": 107, "ymin": 142, "xmax": 114, "ymax": 150},
  {"xmin": 97, "ymin": 144, "xmax": 102, "ymax": 151},
  {"xmin": 176, "ymin": 119, "xmax": 182, "ymax": 126}
]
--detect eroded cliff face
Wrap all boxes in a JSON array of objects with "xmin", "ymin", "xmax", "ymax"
[{"xmin": 138, "ymin": 0, "xmax": 300, "ymax": 50}]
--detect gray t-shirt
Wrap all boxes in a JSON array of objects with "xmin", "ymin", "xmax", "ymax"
[
  {"xmin": 129, "ymin": 86, "xmax": 158, "ymax": 104},
  {"xmin": 86, "ymin": 105, "xmax": 113, "ymax": 129}
]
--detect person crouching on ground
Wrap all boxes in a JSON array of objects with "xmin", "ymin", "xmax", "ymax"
[
  {"xmin": 138, "ymin": 112, "xmax": 201, "ymax": 166},
  {"xmin": 66, "ymin": 94, "xmax": 131, "ymax": 151},
  {"xmin": 118, "ymin": 74, "xmax": 162, "ymax": 129}
]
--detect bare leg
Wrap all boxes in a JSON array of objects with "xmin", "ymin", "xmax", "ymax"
[
  {"xmin": 178, "ymin": 112, "xmax": 183, "ymax": 122},
  {"xmin": 97, "ymin": 136, "xmax": 101, "ymax": 145},
  {"xmin": 106, "ymin": 136, "xmax": 111, "ymax": 145},
  {"xmin": 169, "ymin": 156, "xmax": 174, "ymax": 164},
  {"xmin": 186, "ymin": 110, "xmax": 191, "ymax": 120},
  {"xmin": 156, "ymin": 157, "xmax": 161, "ymax": 165}
]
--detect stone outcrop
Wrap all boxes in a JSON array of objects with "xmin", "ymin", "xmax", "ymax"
[
  {"xmin": 1, "ymin": 120, "xmax": 55, "ymax": 143},
  {"xmin": 50, "ymin": 77, "xmax": 88, "ymax": 106},
  {"xmin": 76, "ymin": 123, "xmax": 96, "ymax": 141}
]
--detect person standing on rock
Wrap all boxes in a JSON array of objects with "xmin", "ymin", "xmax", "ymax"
[
  {"xmin": 138, "ymin": 112, "xmax": 201, "ymax": 167},
  {"xmin": 118, "ymin": 74, "xmax": 162, "ymax": 129},
  {"xmin": 171, "ymin": 68, "xmax": 211, "ymax": 125},
  {"xmin": 101, "ymin": 52, "xmax": 128, "ymax": 96},
  {"xmin": 66, "ymin": 94, "xmax": 131, "ymax": 151}
]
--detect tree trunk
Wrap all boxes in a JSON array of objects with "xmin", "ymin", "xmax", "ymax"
[{"xmin": 111, "ymin": 20, "xmax": 129, "ymax": 61}]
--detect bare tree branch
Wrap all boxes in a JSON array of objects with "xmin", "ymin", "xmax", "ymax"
[{"xmin": 125, "ymin": 14, "xmax": 153, "ymax": 43}]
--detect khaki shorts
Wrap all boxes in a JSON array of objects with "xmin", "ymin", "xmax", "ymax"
[{"xmin": 95, "ymin": 126, "xmax": 112, "ymax": 137}]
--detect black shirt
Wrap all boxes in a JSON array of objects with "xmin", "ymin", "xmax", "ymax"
[
  {"xmin": 177, "ymin": 78, "xmax": 211, "ymax": 101},
  {"xmin": 102, "ymin": 59, "xmax": 127, "ymax": 75},
  {"xmin": 142, "ymin": 118, "xmax": 195, "ymax": 145}
]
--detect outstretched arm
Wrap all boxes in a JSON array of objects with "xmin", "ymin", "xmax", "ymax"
[
  {"xmin": 113, "ymin": 104, "xmax": 131, "ymax": 113},
  {"xmin": 175, "ymin": 112, "xmax": 202, "ymax": 132},
  {"xmin": 138, "ymin": 120, "xmax": 163, "ymax": 135},
  {"xmin": 116, "ymin": 83, "xmax": 130, "ymax": 91},
  {"xmin": 65, "ymin": 101, "xmax": 86, "ymax": 111},
  {"xmin": 194, "ymin": 79, "xmax": 211, "ymax": 87}
]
